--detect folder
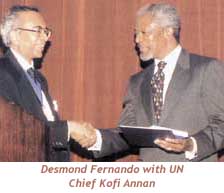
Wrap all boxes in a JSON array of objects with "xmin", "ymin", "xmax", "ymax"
[{"xmin": 119, "ymin": 125, "xmax": 188, "ymax": 147}]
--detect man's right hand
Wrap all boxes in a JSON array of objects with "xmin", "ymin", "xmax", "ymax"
[{"xmin": 68, "ymin": 121, "xmax": 97, "ymax": 148}]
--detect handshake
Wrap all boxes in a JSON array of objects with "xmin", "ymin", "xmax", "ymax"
[
  {"xmin": 67, "ymin": 121, "xmax": 194, "ymax": 153},
  {"xmin": 68, "ymin": 121, "xmax": 97, "ymax": 148}
]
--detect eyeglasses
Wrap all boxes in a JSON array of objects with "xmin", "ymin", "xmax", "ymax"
[{"xmin": 16, "ymin": 26, "xmax": 52, "ymax": 38}]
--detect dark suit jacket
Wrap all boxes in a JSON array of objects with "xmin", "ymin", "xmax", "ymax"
[
  {"xmin": 95, "ymin": 49, "xmax": 224, "ymax": 161},
  {"xmin": 0, "ymin": 50, "xmax": 69, "ymax": 161}
]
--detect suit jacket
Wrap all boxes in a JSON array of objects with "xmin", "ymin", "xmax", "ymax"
[
  {"xmin": 95, "ymin": 49, "xmax": 224, "ymax": 161},
  {"xmin": 0, "ymin": 50, "xmax": 69, "ymax": 161}
]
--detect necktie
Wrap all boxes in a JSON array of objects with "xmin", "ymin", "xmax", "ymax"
[
  {"xmin": 27, "ymin": 68, "xmax": 36, "ymax": 82},
  {"xmin": 151, "ymin": 61, "xmax": 166, "ymax": 124},
  {"xmin": 27, "ymin": 68, "xmax": 43, "ymax": 104}
]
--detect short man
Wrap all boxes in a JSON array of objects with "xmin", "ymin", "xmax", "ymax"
[
  {"xmin": 0, "ymin": 5, "xmax": 95, "ymax": 161},
  {"xmin": 79, "ymin": 3, "xmax": 224, "ymax": 161}
]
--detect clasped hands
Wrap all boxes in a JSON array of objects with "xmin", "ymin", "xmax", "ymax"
[
  {"xmin": 67, "ymin": 121, "xmax": 194, "ymax": 153},
  {"xmin": 68, "ymin": 121, "xmax": 97, "ymax": 148},
  {"xmin": 154, "ymin": 137, "xmax": 193, "ymax": 153}
]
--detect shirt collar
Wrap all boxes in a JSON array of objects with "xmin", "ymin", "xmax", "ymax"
[
  {"xmin": 10, "ymin": 48, "xmax": 34, "ymax": 71},
  {"xmin": 154, "ymin": 45, "xmax": 182, "ymax": 66}
]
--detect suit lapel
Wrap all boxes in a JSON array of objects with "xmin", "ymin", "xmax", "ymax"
[
  {"xmin": 35, "ymin": 70, "xmax": 59, "ymax": 120},
  {"xmin": 140, "ymin": 64, "xmax": 155, "ymax": 124},
  {"xmin": 5, "ymin": 51, "xmax": 47, "ymax": 121},
  {"xmin": 160, "ymin": 49, "xmax": 191, "ymax": 124}
]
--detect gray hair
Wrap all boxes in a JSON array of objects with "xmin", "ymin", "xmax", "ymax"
[
  {"xmin": 137, "ymin": 3, "xmax": 181, "ymax": 41},
  {"xmin": 0, "ymin": 5, "xmax": 39, "ymax": 47}
]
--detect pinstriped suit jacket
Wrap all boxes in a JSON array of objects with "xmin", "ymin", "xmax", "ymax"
[{"xmin": 96, "ymin": 49, "xmax": 224, "ymax": 161}]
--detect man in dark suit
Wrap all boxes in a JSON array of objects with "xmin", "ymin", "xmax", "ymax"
[
  {"xmin": 0, "ymin": 5, "xmax": 96, "ymax": 161},
  {"xmin": 78, "ymin": 3, "xmax": 224, "ymax": 161}
]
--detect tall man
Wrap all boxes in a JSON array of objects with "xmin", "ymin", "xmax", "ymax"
[
  {"xmin": 79, "ymin": 3, "xmax": 224, "ymax": 161},
  {"xmin": 0, "ymin": 5, "xmax": 96, "ymax": 161}
]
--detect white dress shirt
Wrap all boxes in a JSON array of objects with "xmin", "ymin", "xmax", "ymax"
[{"xmin": 10, "ymin": 48, "xmax": 55, "ymax": 121}]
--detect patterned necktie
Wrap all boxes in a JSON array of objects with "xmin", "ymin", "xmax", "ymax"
[
  {"xmin": 27, "ymin": 68, "xmax": 43, "ymax": 104},
  {"xmin": 151, "ymin": 61, "xmax": 166, "ymax": 124}
]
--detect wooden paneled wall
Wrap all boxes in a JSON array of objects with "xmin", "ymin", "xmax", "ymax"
[{"xmin": 0, "ymin": 0, "xmax": 224, "ymax": 161}]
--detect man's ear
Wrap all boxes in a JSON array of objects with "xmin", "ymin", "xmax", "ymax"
[
  {"xmin": 10, "ymin": 30, "xmax": 19, "ymax": 45},
  {"xmin": 163, "ymin": 27, "xmax": 174, "ymax": 38}
]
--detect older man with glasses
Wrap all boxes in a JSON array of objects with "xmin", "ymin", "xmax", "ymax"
[{"xmin": 0, "ymin": 5, "xmax": 96, "ymax": 161}]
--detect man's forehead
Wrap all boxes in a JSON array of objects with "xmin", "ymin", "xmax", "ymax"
[
  {"xmin": 135, "ymin": 13, "xmax": 153, "ymax": 30},
  {"xmin": 17, "ymin": 11, "xmax": 46, "ymax": 26}
]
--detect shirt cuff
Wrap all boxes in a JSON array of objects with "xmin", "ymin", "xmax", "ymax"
[
  {"xmin": 88, "ymin": 129, "xmax": 102, "ymax": 151},
  {"xmin": 67, "ymin": 121, "xmax": 70, "ymax": 141},
  {"xmin": 185, "ymin": 137, "xmax": 198, "ymax": 160}
]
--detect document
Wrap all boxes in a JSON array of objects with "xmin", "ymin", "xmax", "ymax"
[{"xmin": 119, "ymin": 125, "xmax": 188, "ymax": 147}]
